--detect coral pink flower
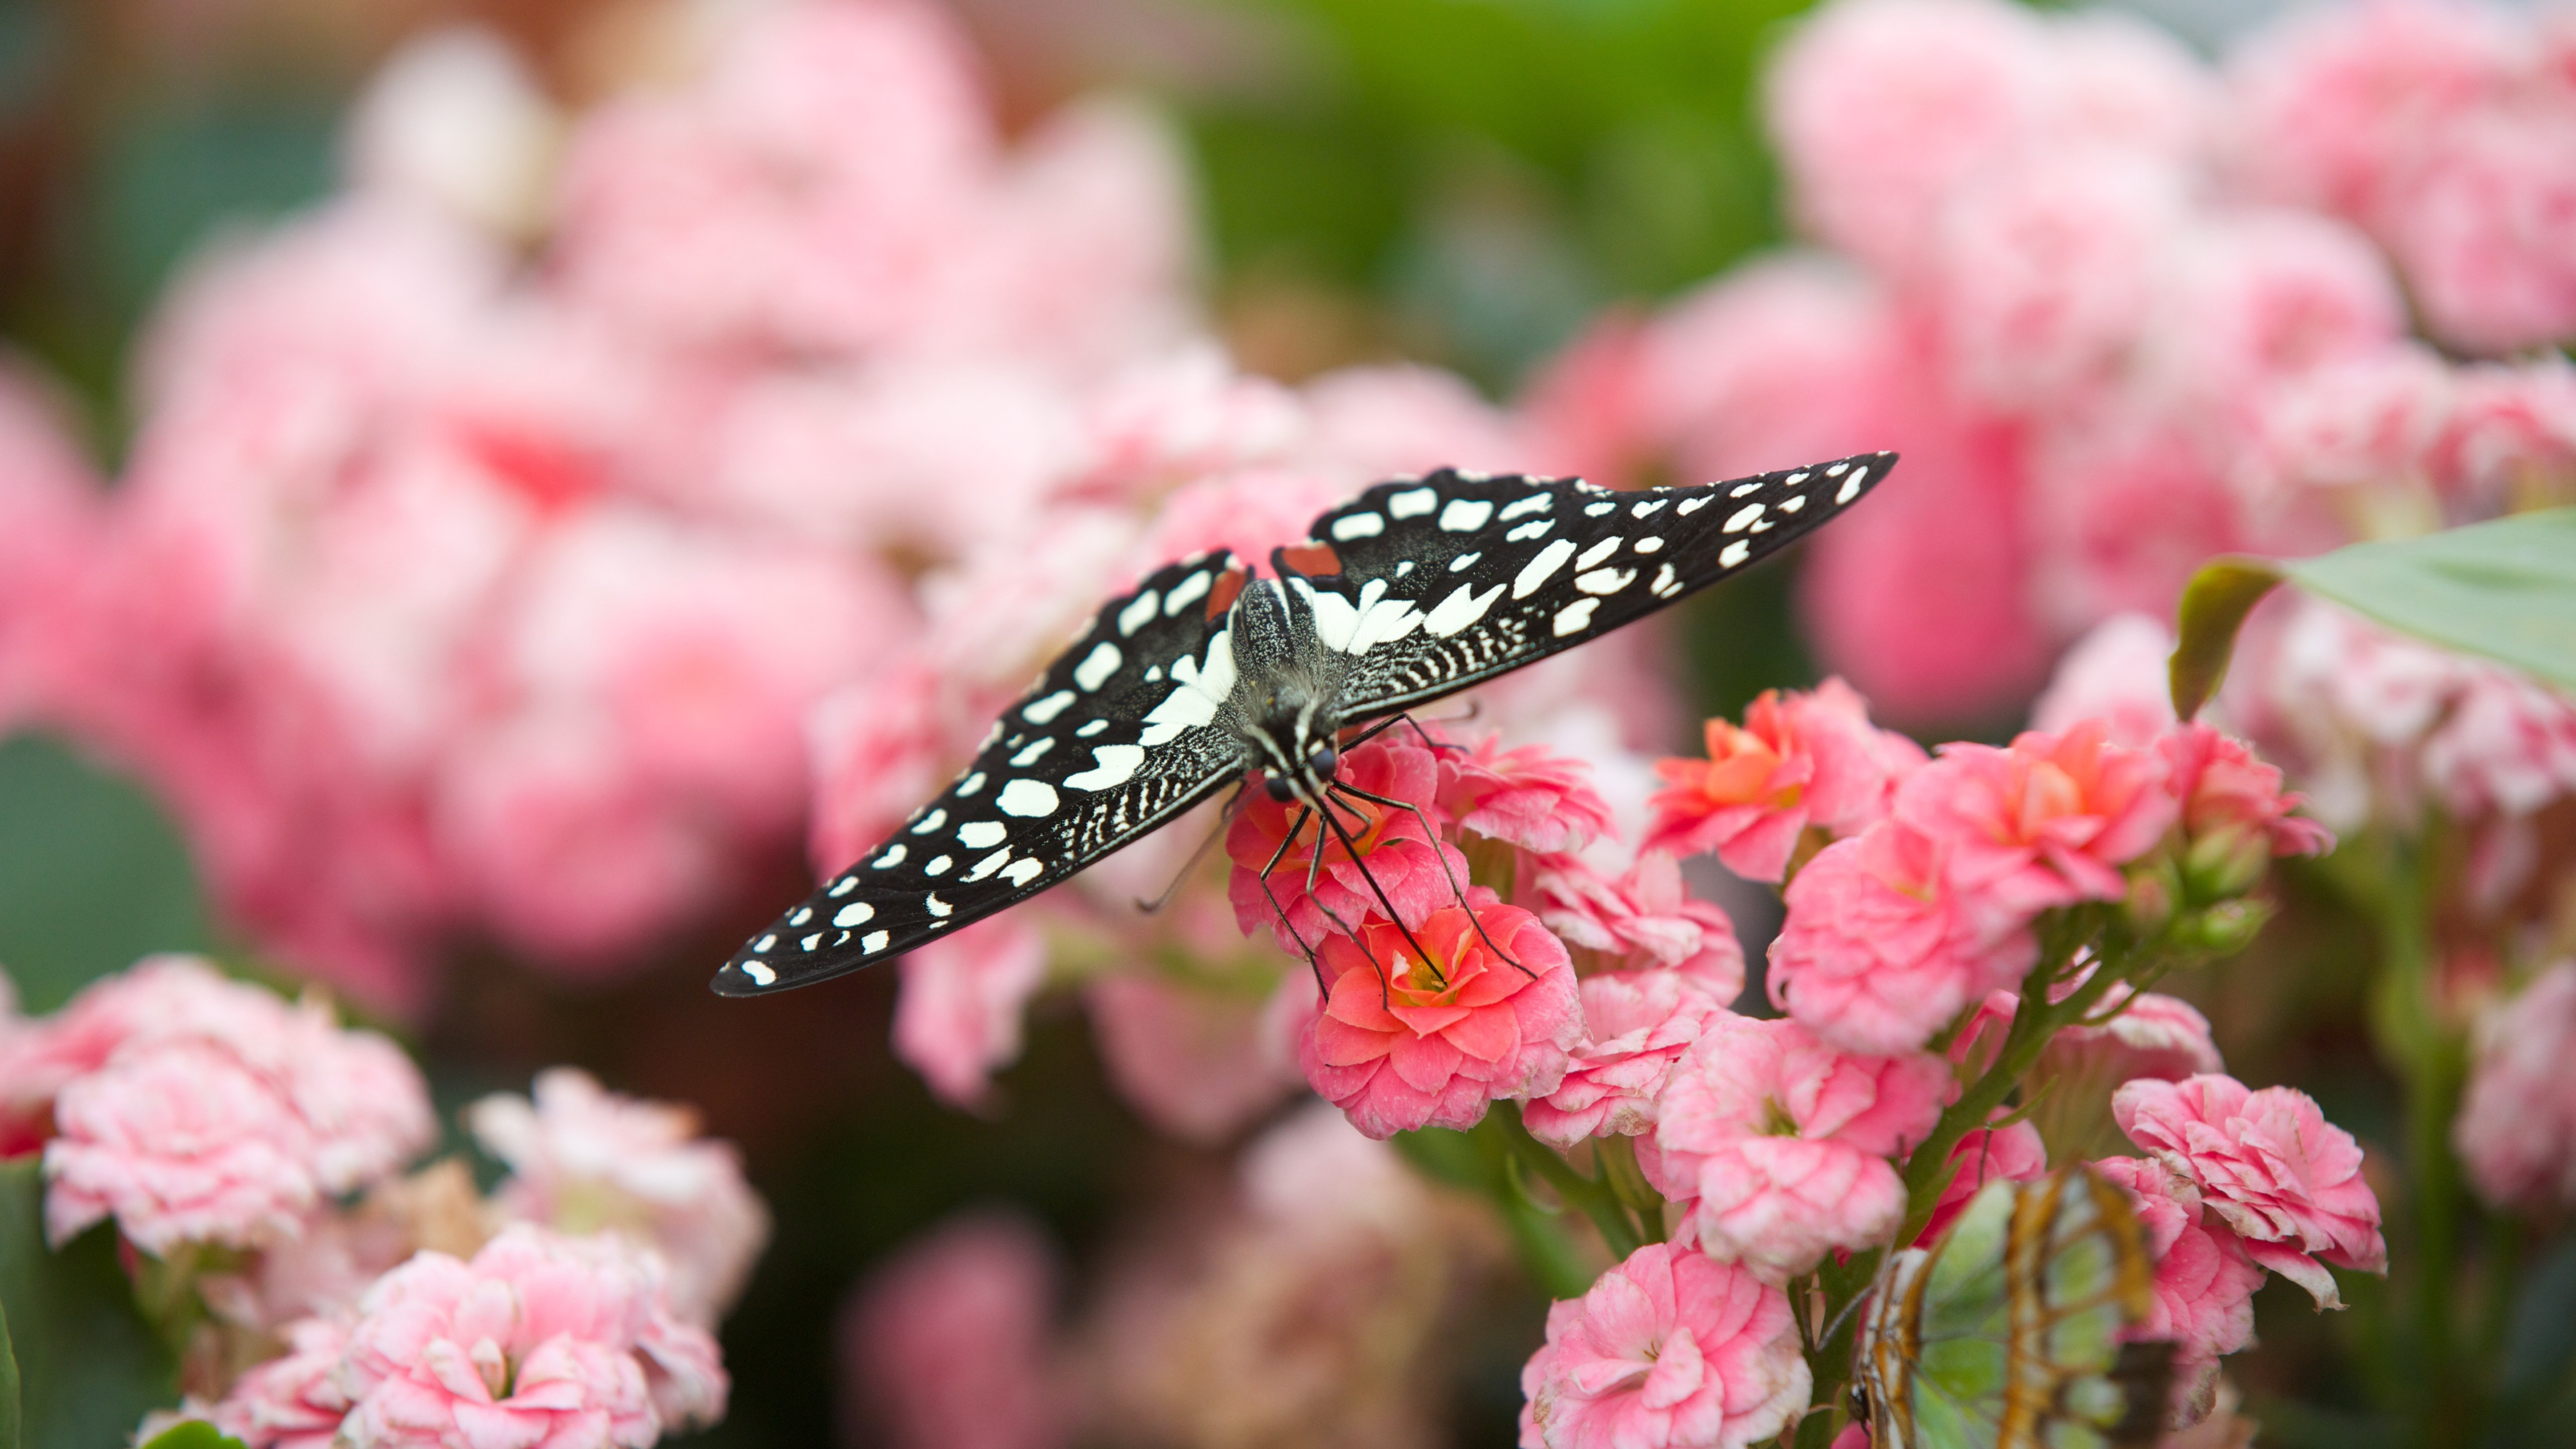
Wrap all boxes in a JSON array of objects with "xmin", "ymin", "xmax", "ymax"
[
  {"xmin": 893, "ymin": 916, "xmax": 1051, "ymax": 1108},
  {"xmin": 2455, "ymin": 961, "xmax": 2576, "ymax": 1210},
  {"xmin": 1523, "ymin": 970, "xmax": 1729, "ymax": 1150},
  {"xmin": 340, "ymin": 1224, "xmax": 725, "ymax": 1447},
  {"xmin": 1225, "ymin": 735, "xmax": 1468, "ymax": 954},
  {"xmin": 1767, "ymin": 821, "xmax": 2038, "ymax": 1057},
  {"xmin": 1645, "ymin": 680, "xmax": 1922, "ymax": 881},
  {"xmin": 469, "ymin": 1068, "xmax": 771, "ymax": 1325},
  {"xmin": 2031, "ymin": 614, "xmax": 2179, "ymax": 749},
  {"xmin": 1299, "ymin": 902, "xmax": 1580, "ymax": 1140},
  {"xmin": 1437, "ymin": 732, "xmax": 1619, "ymax": 854},
  {"xmin": 2114, "ymin": 1074, "xmax": 2386, "ymax": 1308},
  {"xmin": 2091, "ymin": 1156, "xmax": 2266, "ymax": 1423},
  {"xmin": 1896, "ymin": 721, "xmax": 2179, "ymax": 915},
  {"xmin": 44, "ymin": 1040, "xmax": 320, "ymax": 1254},
  {"xmin": 1914, "ymin": 1120, "xmax": 2048, "ymax": 1246},
  {"xmin": 1531, "ymin": 851, "xmax": 1747, "ymax": 998},
  {"xmin": 843, "ymin": 1212, "xmax": 1064, "ymax": 1449},
  {"xmin": 202, "ymin": 1318, "xmax": 356, "ymax": 1449},
  {"xmin": 1654, "ymin": 1014, "xmax": 1951, "ymax": 1279},
  {"xmin": 1519, "ymin": 1241, "xmax": 1810, "ymax": 1449}
]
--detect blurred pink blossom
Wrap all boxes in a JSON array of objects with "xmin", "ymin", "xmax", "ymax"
[
  {"xmin": 1654, "ymin": 1013, "xmax": 1950, "ymax": 1279},
  {"xmin": 2455, "ymin": 961, "xmax": 2576, "ymax": 1210},
  {"xmin": 1437, "ymin": 733, "xmax": 1619, "ymax": 855},
  {"xmin": 2419, "ymin": 669, "xmax": 2576, "ymax": 820},
  {"xmin": 1914, "ymin": 1120, "xmax": 2047, "ymax": 1246},
  {"xmin": 2031, "ymin": 614, "xmax": 2178, "ymax": 748},
  {"xmin": 1767, "ymin": 820, "xmax": 2037, "ymax": 1057},
  {"xmin": 1895, "ymin": 722, "xmax": 2178, "ymax": 915},
  {"xmin": 843, "ymin": 1212, "xmax": 1064, "ymax": 1449},
  {"xmin": 469, "ymin": 1068, "xmax": 770, "ymax": 1325},
  {"xmin": 203, "ymin": 1318, "xmax": 355, "ymax": 1449},
  {"xmin": 1644, "ymin": 680, "xmax": 1922, "ymax": 881},
  {"xmin": 894, "ymin": 917, "xmax": 1051, "ymax": 1108},
  {"xmin": 1531, "ymin": 851, "xmax": 1746, "ymax": 997},
  {"xmin": 1519, "ymin": 1241, "xmax": 1809, "ymax": 1449},
  {"xmin": 2114, "ymin": 1074, "xmax": 2386, "ymax": 1308},
  {"xmin": 0, "ymin": 363, "xmax": 102, "ymax": 728},
  {"xmin": 1085, "ymin": 970, "xmax": 1301, "ymax": 1146},
  {"xmin": 2092, "ymin": 1155, "xmax": 2266, "ymax": 1422},
  {"xmin": 1300, "ymin": 902, "xmax": 1580, "ymax": 1140},
  {"xmin": 2391, "ymin": 107, "xmax": 2576, "ymax": 354},
  {"xmin": 2247, "ymin": 345, "xmax": 2454, "ymax": 503},
  {"xmin": 2049, "ymin": 986, "xmax": 2227, "ymax": 1087},
  {"xmin": 1523, "ymin": 970, "xmax": 1728, "ymax": 1150},
  {"xmin": 2432, "ymin": 359, "xmax": 2576, "ymax": 501}
]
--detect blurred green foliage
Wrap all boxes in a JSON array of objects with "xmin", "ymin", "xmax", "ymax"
[{"xmin": 0, "ymin": 734, "xmax": 207, "ymax": 1014}]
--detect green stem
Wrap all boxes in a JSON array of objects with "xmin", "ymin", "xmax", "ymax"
[
  {"xmin": 1596, "ymin": 1135, "xmax": 1667, "ymax": 1243},
  {"xmin": 1491, "ymin": 1103, "xmax": 1646, "ymax": 1261}
]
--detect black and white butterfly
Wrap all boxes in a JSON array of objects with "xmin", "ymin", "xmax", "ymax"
[{"xmin": 711, "ymin": 451, "xmax": 1896, "ymax": 996}]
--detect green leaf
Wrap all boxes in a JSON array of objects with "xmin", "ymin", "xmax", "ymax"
[
  {"xmin": 0, "ymin": 1159, "xmax": 178, "ymax": 1449},
  {"xmin": 0, "ymin": 1282, "xmax": 19, "ymax": 1449},
  {"xmin": 136, "ymin": 1423, "xmax": 247, "ymax": 1449},
  {"xmin": 2168, "ymin": 556, "xmax": 2284, "ymax": 720},
  {"xmin": 0, "ymin": 733, "xmax": 210, "ymax": 1013},
  {"xmin": 2280, "ymin": 508, "xmax": 2576, "ymax": 692}
]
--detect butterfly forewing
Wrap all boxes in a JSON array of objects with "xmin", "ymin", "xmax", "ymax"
[
  {"xmin": 711, "ymin": 551, "xmax": 1256, "ymax": 996},
  {"xmin": 1276, "ymin": 453, "xmax": 1895, "ymax": 722}
]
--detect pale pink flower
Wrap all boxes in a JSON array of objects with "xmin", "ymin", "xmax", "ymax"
[
  {"xmin": 1126, "ymin": 465, "xmax": 1354, "ymax": 574},
  {"xmin": 469, "ymin": 1068, "xmax": 770, "ymax": 1325},
  {"xmin": 1524, "ymin": 970, "xmax": 1729, "ymax": 1150},
  {"xmin": 2391, "ymin": 108, "xmax": 2576, "ymax": 354},
  {"xmin": 2026, "ymin": 421, "xmax": 2248, "ymax": 632},
  {"xmin": 1239, "ymin": 1100, "xmax": 1428, "ymax": 1239},
  {"xmin": 1085, "ymin": 970, "xmax": 1301, "ymax": 1147},
  {"xmin": 2092, "ymin": 1155, "xmax": 2266, "ymax": 1422},
  {"xmin": 1072, "ymin": 347, "xmax": 1306, "ymax": 498},
  {"xmin": 2455, "ymin": 961, "xmax": 2576, "ymax": 1210},
  {"xmin": 44, "ymin": 1040, "xmax": 318, "ymax": 1254},
  {"xmin": 2032, "ymin": 614, "xmax": 2179, "ymax": 748},
  {"xmin": 1896, "ymin": 722, "xmax": 2179, "ymax": 915},
  {"xmin": 1519, "ymin": 1241, "xmax": 1810, "ymax": 1449},
  {"xmin": 1915, "ymin": 1120, "xmax": 2048, "ymax": 1246},
  {"xmin": 893, "ymin": 916, "xmax": 1051, "ymax": 1108},
  {"xmin": 2114, "ymin": 1075, "xmax": 2386, "ymax": 1308},
  {"xmin": 1645, "ymin": 680, "xmax": 1922, "ymax": 881},
  {"xmin": 843, "ymin": 1212, "xmax": 1064, "ymax": 1449},
  {"xmin": 2419, "ymin": 669, "xmax": 2576, "ymax": 820},
  {"xmin": 1300, "ymin": 363, "xmax": 1532, "ymax": 480},
  {"xmin": 806, "ymin": 658, "xmax": 973, "ymax": 878},
  {"xmin": 2248, "ymin": 345, "xmax": 2454, "ymax": 503},
  {"xmin": 1767, "ymin": 821, "xmax": 2037, "ymax": 1057},
  {"xmin": 2160, "ymin": 723, "xmax": 2334, "ymax": 895},
  {"xmin": 1300, "ymin": 902, "xmax": 1581, "ymax": 1140},
  {"xmin": 2431, "ymin": 359, "xmax": 2576, "ymax": 501},
  {"xmin": 345, "ymin": 27, "xmax": 559, "ymax": 239},
  {"xmin": 340, "ymin": 1224, "xmax": 725, "ymax": 1447},
  {"xmin": 2133, "ymin": 211, "xmax": 2407, "ymax": 431},
  {"xmin": 204, "ymin": 1318, "xmax": 356, "ymax": 1449},
  {"xmin": 2051, "ymin": 986, "xmax": 2227, "ymax": 1086},
  {"xmin": 1531, "ymin": 852, "xmax": 1746, "ymax": 999},
  {"xmin": 1437, "ymin": 732, "xmax": 1619, "ymax": 854},
  {"xmin": 0, "ymin": 362, "xmax": 102, "ymax": 727},
  {"xmin": 1654, "ymin": 1014, "xmax": 1951, "ymax": 1279}
]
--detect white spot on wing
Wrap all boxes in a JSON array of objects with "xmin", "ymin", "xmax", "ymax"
[
  {"xmin": 1500, "ymin": 493, "xmax": 1552, "ymax": 520},
  {"xmin": 1720, "ymin": 540, "xmax": 1751, "ymax": 567},
  {"xmin": 1438, "ymin": 499, "xmax": 1494, "ymax": 532},
  {"xmin": 862, "ymin": 931, "xmax": 890, "ymax": 954},
  {"xmin": 834, "ymin": 902, "xmax": 875, "ymax": 927},
  {"xmin": 1836, "ymin": 465, "xmax": 1869, "ymax": 504},
  {"xmin": 1784, "ymin": 472, "xmax": 1808, "ymax": 486},
  {"xmin": 1139, "ymin": 628, "xmax": 1235, "ymax": 746},
  {"xmin": 1779, "ymin": 495, "xmax": 1808, "ymax": 513},
  {"xmin": 1077, "ymin": 719, "xmax": 1108, "ymax": 738},
  {"xmin": 1004, "ymin": 859, "xmax": 1044, "ymax": 886},
  {"xmin": 964, "ymin": 850, "xmax": 1010, "ymax": 882},
  {"xmin": 1024, "ymin": 690, "xmax": 1075, "ymax": 724},
  {"xmin": 800, "ymin": 934, "xmax": 822, "ymax": 952},
  {"xmin": 742, "ymin": 961, "xmax": 775, "ymax": 986},
  {"xmin": 1677, "ymin": 497, "xmax": 1710, "ymax": 515},
  {"xmin": 1449, "ymin": 551, "xmax": 1481, "ymax": 572},
  {"xmin": 1574, "ymin": 567, "xmax": 1636, "ymax": 595},
  {"xmin": 1724, "ymin": 504, "xmax": 1764, "ymax": 532},
  {"xmin": 910, "ymin": 809, "xmax": 947, "ymax": 834},
  {"xmin": 872, "ymin": 845, "xmax": 906, "ymax": 868},
  {"xmin": 1651, "ymin": 562, "xmax": 1679, "ymax": 597},
  {"xmin": 1576, "ymin": 536, "xmax": 1622, "ymax": 569},
  {"xmin": 1388, "ymin": 487, "xmax": 1437, "ymax": 518},
  {"xmin": 925, "ymin": 855, "xmax": 953, "ymax": 875},
  {"xmin": 957, "ymin": 821, "xmax": 1006, "ymax": 848},
  {"xmin": 1164, "ymin": 572, "xmax": 1211, "ymax": 615},
  {"xmin": 829, "ymin": 876, "xmax": 859, "ymax": 897},
  {"xmin": 1064, "ymin": 744, "xmax": 1147, "ymax": 790},
  {"xmin": 1635, "ymin": 537, "xmax": 1664, "ymax": 553},
  {"xmin": 1074, "ymin": 641, "xmax": 1121, "ymax": 691},
  {"xmin": 1585, "ymin": 501, "xmax": 1617, "ymax": 517},
  {"xmin": 1011, "ymin": 738, "xmax": 1056, "ymax": 766},
  {"xmin": 1505, "ymin": 519, "xmax": 1552, "ymax": 542},
  {"xmin": 789, "ymin": 907, "xmax": 811, "ymax": 925},
  {"xmin": 1632, "ymin": 498, "xmax": 1669, "ymax": 517},
  {"xmin": 1396, "ymin": 560, "xmax": 1415, "ymax": 577},
  {"xmin": 1513, "ymin": 538, "xmax": 1577, "ymax": 598},
  {"xmin": 1424, "ymin": 581, "xmax": 1505, "ymax": 637},
  {"xmin": 1825, "ymin": 462, "xmax": 1848, "ymax": 476},
  {"xmin": 925, "ymin": 895, "xmax": 952, "ymax": 918},
  {"xmin": 755, "ymin": 934, "xmax": 776, "ymax": 951},
  {"xmin": 1119, "ymin": 591, "xmax": 1160, "ymax": 635},
  {"xmin": 956, "ymin": 772, "xmax": 986, "ymax": 797},
  {"xmin": 1331, "ymin": 512, "xmax": 1385, "ymax": 540},
  {"xmin": 998, "ymin": 779, "xmax": 1060, "ymax": 816},
  {"xmin": 1553, "ymin": 598, "xmax": 1600, "ymax": 636},
  {"xmin": 1731, "ymin": 482, "xmax": 1761, "ymax": 497}
]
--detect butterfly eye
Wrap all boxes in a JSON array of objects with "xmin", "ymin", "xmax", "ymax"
[
  {"xmin": 1309, "ymin": 748, "xmax": 1339, "ymax": 781},
  {"xmin": 1265, "ymin": 774, "xmax": 1297, "ymax": 802}
]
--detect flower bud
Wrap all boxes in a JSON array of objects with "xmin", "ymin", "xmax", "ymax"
[
  {"xmin": 2185, "ymin": 899, "xmax": 2273, "ymax": 957},
  {"xmin": 2124, "ymin": 855, "xmax": 2182, "ymax": 937},
  {"xmin": 2184, "ymin": 824, "xmax": 2271, "ymax": 902}
]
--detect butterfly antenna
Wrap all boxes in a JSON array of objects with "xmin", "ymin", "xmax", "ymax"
[
  {"xmin": 1253, "ymin": 804, "xmax": 1330, "ymax": 996},
  {"xmin": 1133, "ymin": 780, "xmax": 1249, "ymax": 914},
  {"xmin": 1329, "ymin": 780, "xmax": 1533, "ymax": 980},
  {"xmin": 1341, "ymin": 708, "xmax": 1476, "ymax": 755},
  {"xmin": 1815, "ymin": 1281, "xmax": 1876, "ymax": 1357}
]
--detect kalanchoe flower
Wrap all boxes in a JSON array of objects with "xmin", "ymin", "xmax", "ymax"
[
  {"xmin": 199, "ymin": 1318, "xmax": 355, "ymax": 1449},
  {"xmin": 468, "ymin": 1067, "xmax": 772, "ymax": 1325},
  {"xmin": 892, "ymin": 916, "xmax": 1049, "ymax": 1108},
  {"xmin": 1653, "ymin": 1013, "xmax": 1951, "ymax": 1280},
  {"xmin": 1956, "ymin": 978, "xmax": 2226, "ymax": 1088},
  {"xmin": 1523, "ymin": 970, "xmax": 1729, "ymax": 1150},
  {"xmin": 2454, "ymin": 961, "xmax": 2576, "ymax": 1211},
  {"xmin": 1644, "ymin": 679, "xmax": 1922, "ymax": 882},
  {"xmin": 1766, "ymin": 820, "xmax": 2037, "ymax": 1057},
  {"xmin": 1519, "ymin": 1241, "xmax": 1810, "ymax": 1449},
  {"xmin": 2091, "ymin": 1155, "xmax": 2266, "ymax": 1426},
  {"xmin": 1299, "ymin": 900, "xmax": 1580, "ymax": 1140},
  {"xmin": 2032, "ymin": 614, "xmax": 2182, "ymax": 750},
  {"xmin": 1225, "ymin": 735, "xmax": 1469, "ymax": 954},
  {"xmin": 1532, "ymin": 850, "xmax": 1747, "ymax": 997},
  {"xmin": 842, "ymin": 1212, "xmax": 1064, "ymax": 1449},
  {"xmin": 2158, "ymin": 723, "xmax": 2333, "ymax": 900},
  {"xmin": 1436, "ymin": 731, "xmax": 1620, "ymax": 854},
  {"xmin": 1895, "ymin": 720, "xmax": 2180, "ymax": 916},
  {"xmin": 1913, "ymin": 1119, "xmax": 2048, "ymax": 1246},
  {"xmin": 2113, "ymin": 1074, "xmax": 2386, "ymax": 1308}
]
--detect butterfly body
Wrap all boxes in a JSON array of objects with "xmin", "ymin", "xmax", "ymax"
[{"xmin": 713, "ymin": 452, "xmax": 1897, "ymax": 997}]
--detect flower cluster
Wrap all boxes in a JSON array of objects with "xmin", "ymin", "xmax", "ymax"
[
  {"xmin": 0, "ymin": 956, "xmax": 761, "ymax": 1446},
  {"xmin": 1523, "ymin": 0, "xmax": 2576, "ymax": 727}
]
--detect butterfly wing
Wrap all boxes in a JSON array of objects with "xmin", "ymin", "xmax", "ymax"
[
  {"xmin": 712, "ymin": 552, "xmax": 1256, "ymax": 996},
  {"xmin": 1269, "ymin": 453, "xmax": 1896, "ymax": 722}
]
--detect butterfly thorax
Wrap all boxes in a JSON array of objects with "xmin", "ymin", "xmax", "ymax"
[{"xmin": 1223, "ymin": 578, "xmax": 1353, "ymax": 794}]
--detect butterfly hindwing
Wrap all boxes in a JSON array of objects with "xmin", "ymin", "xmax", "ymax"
[
  {"xmin": 712, "ymin": 551, "xmax": 1257, "ymax": 996},
  {"xmin": 1272, "ymin": 452, "xmax": 1896, "ymax": 722}
]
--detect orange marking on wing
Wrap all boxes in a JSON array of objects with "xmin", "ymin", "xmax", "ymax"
[
  {"xmin": 1205, "ymin": 565, "xmax": 1249, "ymax": 622},
  {"xmin": 1279, "ymin": 542, "xmax": 1343, "ymax": 577}
]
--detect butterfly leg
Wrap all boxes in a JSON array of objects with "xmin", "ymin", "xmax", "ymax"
[
  {"xmin": 1310, "ymin": 798, "xmax": 1447, "ymax": 1000},
  {"xmin": 1327, "ymin": 780, "xmax": 1533, "ymax": 981},
  {"xmin": 1339, "ymin": 709, "xmax": 1471, "ymax": 755},
  {"xmin": 1133, "ymin": 780, "xmax": 1250, "ymax": 915},
  {"xmin": 1253, "ymin": 805, "xmax": 1331, "ymax": 996}
]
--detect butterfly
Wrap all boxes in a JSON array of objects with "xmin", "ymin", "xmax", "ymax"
[
  {"xmin": 712, "ymin": 451, "xmax": 1896, "ymax": 996},
  {"xmin": 1855, "ymin": 1165, "xmax": 2174, "ymax": 1449}
]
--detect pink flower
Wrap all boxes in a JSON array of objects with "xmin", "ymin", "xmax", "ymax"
[
  {"xmin": 1767, "ymin": 821, "xmax": 2038, "ymax": 1057},
  {"xmin": 2091, "ymin": 1156, "xmax": 2266, "ymax": 1423},
  {"xmin": 1523, "ymin": 970, "xmax": 1729, "ymax": 1150},
  {"xmin": 2431, "ymin": 359, "xmax": 2576, "ymax": 502},
  {"xmin": 2114, "ymin": 1074, "xmax": 2386, "ymax": 1308},
  {"xmin": 469, "ymin": 1068, "xmax": 771, "ymax": 1325},
  {"xmin": 1437, "ymin": 732, "xmax": 1619, "ymax": 854},
  {"xmin": 1519, "ymin": 1241, "xmax": 1810, "ymax": 1449},
  {"xmin": 1299, "ymin": 902, "xmax": 1580, "ymax": 1140},
  {"xmin": 1645, "ymin": 680, "xmax": 1922, "ymax": 881},
  {"xmin": 2026, "ymin": 423, "xmax": 2249, "ymax": 632},
  {"xmin": 2134, "ymin": 211, "xmax": 2406, "ymax": 432},
  {"xmin": 2031, "ymin": 614, "xmax": 2179, "ymax": 749},
  {"xmin": 44, "ymin": 1040, "xmax": 319, "ymax": 1254},
  {"xmin": 893, "ymin": 916, "xmax": 1051, "ymax": 1108},
  {"xmin": 1954, "ymin": 977, "xmax": 2224, "ymax": 1089},
  {"xmin": 1084, "ymin": 969, "xmax": 1301, "ymax": 1147},
  {"xmin": 1896, "ymin": 722, "xmax": 2178, "ymax": 915},
  {"xmin": 2419, "ymin": 668, "xmax": 2576, "ymax": 820},
  {"xmin": 1531, "ymin": 851, "xmax": 1747, "ymax": 998},
  {"xmin": 2159, "ymin": 723, "xmax": 2334, "ymax": 897},
  {"xmin": 842, "ymin": 1212, "xmax": 1064, "ymax": 1449},
  {"xmin": 2248, "ymin": 345, "xmax": 2454, "ymax": 503},
  {"xmin": 2455, "ymin": 961, "xmax": 2576, "ymax": 1210},
  {"xmin": 1225, "ymin": 735, "xmax": 1468, "ymax": 954},
  {"xmin": 2391, "ymin": 108, "xmax": 2576, "ymax": 354},
  {"xmin": 339, "ymin": 1224, "xmax": 726, "ymax": 1447},
  {"xmin": 1654, "ymin": 1014, "xmax": 1951, "ymax": 1279},
  {"xmin": 203, "ymin": 1318, "xmax": 356, "ymax": 1449},
  {"xmin": 1914, "ymin": 1120, "xmax": 2048, "ymax": 1246}
]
